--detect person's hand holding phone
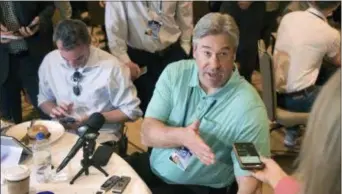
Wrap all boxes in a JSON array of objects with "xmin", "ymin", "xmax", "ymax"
[
  {"xmin": 125, "ymin": 61, "xmax": 141, "ymax": 81},
  {"xmin": 50, "ymin": 102, "xmax": 74, "ymax": 119},
  {"xmin": 18, "ymin": 16, "xmax": 40, "ymax": 38},
  {"xmin": 0, "ymin": 24, "xmax": 22, "ymax": 43},
  {"xmin": 181, "ymin": 120, "xmax": 216, "ymax": 165},
  {"xmin": 250, "ymin": 157, "xmax": 289, "ymax": 188}
]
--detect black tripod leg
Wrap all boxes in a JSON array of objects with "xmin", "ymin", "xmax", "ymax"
[
  {"xmin": 92, "ymin": 163, "xmax": 109, "ymax": 177},
  {"xmin": 70, "ymin": 167, "xmax": 86, "ymax": 184}
]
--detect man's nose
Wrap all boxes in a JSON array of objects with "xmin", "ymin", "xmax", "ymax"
[{"xmin": 209, "ymin": 55, "xmax": 220, "ymax": 69}]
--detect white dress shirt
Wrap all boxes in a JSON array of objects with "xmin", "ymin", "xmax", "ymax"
[
  {"xmin": 274, "ymin": 7, "xmax": 340, "ymax": 93},
  {"xmin": 105, "ymin": 1, "xmax": 193, "ymax": 64},
  {"xmin": 38, "ymin": 46, "xmax": 143, "ymax": 143}
]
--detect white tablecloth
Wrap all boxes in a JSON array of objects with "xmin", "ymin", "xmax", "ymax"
[{"xmin": 1, "ymin": 132, "xmax": 152, "ymax": 194}]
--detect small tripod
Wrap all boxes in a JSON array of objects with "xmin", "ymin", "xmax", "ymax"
[{"xmin": 70, "ymin": 133, "xmax": 109, "ymax": 184}]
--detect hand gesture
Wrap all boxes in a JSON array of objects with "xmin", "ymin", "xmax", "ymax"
[
  {"xmin": 250, "ymin": 157, "xmax": 289, "ymax": 188},
  {"xmin": 18, "ymin": 16, "xmax": 40, "ymax": 38},
  {"xmin": 182, "ymin": 120, "xmax": 215, "ymax": 165},
  {"xmin": 125, "ymin": 61, "xmax": 142, "ymax": 81}
]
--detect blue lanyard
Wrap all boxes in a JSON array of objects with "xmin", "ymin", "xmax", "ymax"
[{"xmin": 181, "ymin": 87, "xmax": 217, "ymax": 127}]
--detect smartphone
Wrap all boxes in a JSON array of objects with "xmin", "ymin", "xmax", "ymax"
[
  {"xmin": 112, "ymin": 176, "xmax": 131, "ymax": 193},
  {"xmin": 233, "ymin": 142, "xmax": 265, "ymax": 170},
  {"xmin": 12, "ymin": 23, "xmax": 39, "ymax": 35},
  {"xmin": 100, "ymin": 175, "xmax": 121, "ymax": 192},
  {"xmin": 1, "ymin": 34, "xmax": 23, "ymax": 40},
  {"xmin": 59, "ymin": 117, "xmax": 76, "ymax": 125},
  {"xmin": 140, "ymin": 66, "xmax": 148, "ymax": 76},
  {"xmin": 93, "ymin": 145, "xmax": 114, "ymax": 166}
]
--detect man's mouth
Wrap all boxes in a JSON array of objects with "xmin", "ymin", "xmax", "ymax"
[{"xmin": 206, "ymin": 72, "xmax": 222, "ymax": 79}]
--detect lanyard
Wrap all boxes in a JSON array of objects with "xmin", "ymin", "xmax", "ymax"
[
  {"xmin": 145, "ymin": 1, "xmax": 163, "ymax": 15},
  {"xmin": 181, "ymin": 88, "xmax": 217, "ymax": 127}
]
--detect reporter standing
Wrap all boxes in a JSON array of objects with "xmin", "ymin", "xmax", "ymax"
[
  {"xmin": 250, "ymin": 69, "xmax": 341, "ymax": 194},
  {"xmin": 0, "ymin": 2, "xmax": 54, "ymax": 123}
]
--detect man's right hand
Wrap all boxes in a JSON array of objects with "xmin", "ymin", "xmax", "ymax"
[
  {"xmin": 125, "ymin": 61, "xmax": 141, "ymax": 81},
  {"xmin": 182, "ymin": 120, "xmax": 216, "ymax": 165},
  {"xmin": 50, "ymin": 102, "xmax": 73, "ymax": 119}
]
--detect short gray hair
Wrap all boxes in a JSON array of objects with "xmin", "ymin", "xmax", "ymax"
[
  {"xmin": 53, "ymin": 19, "xmax": 91, "ymax": 50},
  {"xmin": 193, "ymin": 13, "xmax": 239, "ymax": 49}
]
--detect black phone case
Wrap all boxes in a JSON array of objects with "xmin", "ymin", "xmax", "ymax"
[
  {"xmin": 233, "ymin": 142, "xmax": 265, "ymax": 170},
  {"xmin": 93, "ymin": 145, "xmax": 114, "ymax": 166}
]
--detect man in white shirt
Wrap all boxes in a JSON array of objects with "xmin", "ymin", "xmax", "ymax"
[
  {"xmin": 38, "ymin": 19, "xmax": 142, "ymax": 154},
  {"xmin": 274, "ymin": 1, "xmax": 341, "ymax": 147},
  {"xmin": 105, "ymin": 1, "xmax": 193, "ymax": 113}
]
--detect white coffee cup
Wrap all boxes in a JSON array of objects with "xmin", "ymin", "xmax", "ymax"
[{"xmin": 3, "ymin": 165, "xmax": 30, "ymax": 194}]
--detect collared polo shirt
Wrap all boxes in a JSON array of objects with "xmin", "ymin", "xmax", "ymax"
[{"xmin": 145, "ymin": 59, "xmax": 270, "ymax": 188}]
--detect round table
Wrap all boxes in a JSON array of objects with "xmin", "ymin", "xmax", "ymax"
[{"xmin": 1, "ymin": 132, "xmax": 152, "ymax": 194}]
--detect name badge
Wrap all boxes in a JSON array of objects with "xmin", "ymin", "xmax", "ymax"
[
  {"xmin": 145, "ymin": 20, "xmax": 162, "ymax": 39},
  {"xmin": 169, "ymin": 147, "xmax": 193, "ymax": 171}
]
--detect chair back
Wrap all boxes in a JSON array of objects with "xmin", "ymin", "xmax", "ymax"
[{"xmin": 259, "ymin": 51, "xmax": 277, "ymax": 122}]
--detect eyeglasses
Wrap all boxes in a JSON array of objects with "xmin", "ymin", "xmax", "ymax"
[{"xmin": 72, "ymin": 71, "xmax": 83, "ymax": 96}]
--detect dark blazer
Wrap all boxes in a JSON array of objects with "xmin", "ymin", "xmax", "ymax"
[{"xmin": 0, "ymin": 2, "xmax": 55, "ymax": 85}]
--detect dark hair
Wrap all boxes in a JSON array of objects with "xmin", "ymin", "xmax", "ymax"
[
  {"xmin": 314, "ymin": 1, "xmax": 340, "ymax": 11},
  {"xmin": 53, "ymin": 19, "xmax": 91, "ymax": 50}
]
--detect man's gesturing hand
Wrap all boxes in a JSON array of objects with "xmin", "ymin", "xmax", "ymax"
[{"xmin": 182, "ymin": 120, "xmax": 215, "ymax": 165}]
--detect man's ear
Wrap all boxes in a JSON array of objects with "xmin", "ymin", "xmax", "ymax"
[{"xmin": 193, "ymin": 44, "xmax": 198, "ymax": 59}]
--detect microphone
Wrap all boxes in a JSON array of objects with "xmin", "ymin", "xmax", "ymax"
[{"xmin": 56, "ymin": 112, "xmax": 105, "ymax": 173}]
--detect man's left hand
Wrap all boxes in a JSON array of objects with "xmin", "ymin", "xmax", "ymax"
[{"xmin": 18, "ymin": 16, "xmax": 40, "ymax": 38}]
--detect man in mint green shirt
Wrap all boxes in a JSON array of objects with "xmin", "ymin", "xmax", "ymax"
[{"xmin": 126, "ymin": 13, "xmax": 270, "ymax": 194}]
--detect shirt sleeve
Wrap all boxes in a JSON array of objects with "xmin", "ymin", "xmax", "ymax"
[
  {"xmin": 326, "ymin": 29, "xmax": 341, "ymax": 58},
  {"xmin": 176, "ymin": 2, "xmax": 193, "ymax": 55},
  {"xmin": 145, "ymin": 65, "xmax": 174, "ymax": 121},
  {"xmin": 231, "ymin": 106, "xmax": 271, "ymax": 177},
  {"xmin": 105, "ymin": 2, "xmax": 131, "ymax": 64},
  {"xmin": 274, "ymin": 176, "xmax": 300, "ymax": 194},
  {"xmin": 108, "ymin": 62, "xmax": 142, "ymax": 120},
  {"xmin": 37, "ymin": 55, "xmax": 56, "ymax": 106}
]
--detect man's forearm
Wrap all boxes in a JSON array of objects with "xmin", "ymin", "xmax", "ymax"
[
  {"xmin": 39, "ymin": 101, "xmax": 57, "ymax": 116},
  {"xmin": 141, "ymin": 118, "xmax": 185, "ymax": 148},
  {"xmin": 101, "ymin": 109, "xmax": 130, "ymax": 124}
]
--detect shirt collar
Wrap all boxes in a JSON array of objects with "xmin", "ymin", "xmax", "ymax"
[
  {"xmin": 188, "ymin": 62, "xmax": 242, "ymax": 97},
  {"xmin": 306, "ymin": 7, "xmax": 327, "ymax": 22}
]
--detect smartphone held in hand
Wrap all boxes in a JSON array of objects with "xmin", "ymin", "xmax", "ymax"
[{"xmin": 233, "ymin": 142, "xmax": 265, "ymax": 170}]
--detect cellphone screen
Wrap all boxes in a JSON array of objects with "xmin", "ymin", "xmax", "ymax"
[{"xmin": 234, "ymin": 143, "xmax": 261, "ymax": 164}]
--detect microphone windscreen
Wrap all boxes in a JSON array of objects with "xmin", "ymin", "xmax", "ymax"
[{"xmin": 85, "ymin": 112, "xmax": 105, "ymax": 132}]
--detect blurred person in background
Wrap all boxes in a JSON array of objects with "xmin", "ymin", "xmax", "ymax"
[
  {"xmin": 0, "ymin": 2, "xmax": 55, "ymax": 123},
  {"xmin": 251, "ymin": 69, "xmax": 341, "ymax": 194},
  {"xmin": 54, "ymin": 1, "xmax": 72, "ymax": 20},
  {"xmin": 274, "ymin": 1, "xmax": 341, "ymax": 147},
  {"xmin": 220, "ymin": 1, "xmax": 266, "ymax": 83},
  {"xmin": 105, "ymin": 1, "xmax": 193, "ymax": 114}
]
